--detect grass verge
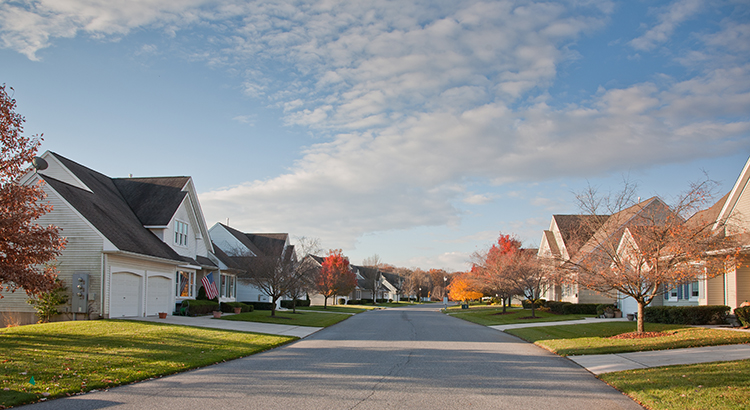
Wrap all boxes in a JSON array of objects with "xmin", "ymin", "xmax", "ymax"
[
  {"xmin": 600, "ymin": 359, "xmax": 750, "ymax": 410},
  {"xmin": 297, "ymin": 306, "xmax": 370, "ymax": 313},
  {"xmin": 0, "ymin": 320, "xmax": 295, "ymax": 408},
  {"xmin": 506, "ymin": 322, "xmax": 750, "ymax": 356},
  {"xmin": 447, "ymin": 307, "xmax": 593, "ymax": 326},
  {"xmin": 221, "ymin": 310, "xmax": 351, "ymax": 327}
]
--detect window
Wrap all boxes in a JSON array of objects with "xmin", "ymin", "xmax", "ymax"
[
  {"xmin": 690, "ymin": 281, "xmax": 699, "ymax": 299},
  {"xmin": 175, "ymin": 220, "xmax": 188, "ymax": 246},
  {"xmin": 219, "ymin": 274, "xmax": 235, "ymax": 298},
  {"xmin": 176, "ymin": 270, "xmax": 195, "ymax": 298}
]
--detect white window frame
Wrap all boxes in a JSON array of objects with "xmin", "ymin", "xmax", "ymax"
[
  {"xmin": 689, "ymin": 281, "xmax": 700, "ymax": 301},
  {"xmin": 176, "ymin": 270, "xmax": 195, "ymax": 298},
  {"xmin": 174, "ymin": 220, "xmax": 189, "ymax": 247},
  {"xmin": 219, "ymin": 273, "xmax": 235, "ymax": 299}
]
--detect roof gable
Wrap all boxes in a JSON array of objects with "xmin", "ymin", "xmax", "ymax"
[{"xmin": 113, "ymin": 177, "xmax": 189, "ymax": 226}]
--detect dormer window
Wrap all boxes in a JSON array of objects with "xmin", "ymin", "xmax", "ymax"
[{"xmin": 175, "ymin": 220, "xmax": 189, "ymax": 246}]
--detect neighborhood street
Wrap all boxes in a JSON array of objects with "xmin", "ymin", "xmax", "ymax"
[{"xmin": 21, "ymin": 305, "xmax": 643, "ymax": 410}]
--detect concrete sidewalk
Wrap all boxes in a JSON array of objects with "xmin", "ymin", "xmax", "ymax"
[
  {"xmin": 124, "ymin": 314, "xmax": 323, "ymax": 338},
  {"xmin": 490, "ymin": 317, "xmax": 750, "ymax": 375}
]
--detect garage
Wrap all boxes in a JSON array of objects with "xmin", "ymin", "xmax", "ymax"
[
  {"xmin": 146, "ymin": 275, "xmax": 173, "ymax": 316},
  {"xmin": 110, "ymin": 272, "xmax": 142, "ymax": 317}
]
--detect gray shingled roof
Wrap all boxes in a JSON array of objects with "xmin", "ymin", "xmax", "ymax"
[
  {"xmin": 42, "ymin": 153, "xmax": 186, "ymax": 263},
  {"xmin": 113, "ymin": 177, "xmax": 189, "ymax": 226}
]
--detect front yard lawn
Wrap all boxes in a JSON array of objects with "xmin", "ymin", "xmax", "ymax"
[
  {"xmin": 447, "ymin": 307, "xmax": 594, "ymax": 326},
  {"xmin": 221, "ymin": 310, "xmax": 351, "ymax": 327},
  {"xmin": 0, "ymin": 320, "xmax": 294, "ymax": 408},
  {"xmin": 506, "ymin": 322, "xmax": 750, "ymax": 356},
  {"xmin": 297, "ymin": 306, "xmax": 370, "ymax": 313},
  {"xmin": 600, "ymin": 359, "xmax": 750, "ymax": 410}
]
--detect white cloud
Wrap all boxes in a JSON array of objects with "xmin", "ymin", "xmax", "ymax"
[{"xmin": 629, "ymin": 0, "xmax": 704, "ymax": 51}]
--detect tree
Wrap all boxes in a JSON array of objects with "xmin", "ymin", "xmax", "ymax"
[
  {"xmin": 232, "ymin": 242, "xmax": 296, "ymax": 317},
  {"xmin": 1, "ymin": 84, "xmax": 66, "ymax": 297},
  {"xmin": 316, "ymin": 249, "xmax": 356, "ymax": 308},
  {"xmin": 427, "ymin": 269, "xmax": 450, "ymax": 301},
  {"xmin": 506, "ymin": 249, "xmax": 551, "ymax": 318},
  {"xmin": 403, "ymin": 268, "xmax": 431, "ymax": 301},
  {"xmin": 447, "ymin": 272, "xmax": 483, "ymax": 303},
  {"xmin": 362, "ymin": 254, "xmax": 382, "ymax": 269},
  {"xmin": 362, "ymin": 254, "xmax": 383, "ymax": 304},
  {"xmin": 471, "ymin": 233, "xmax": 522, "ymax": 313},
  {"xmin": 562, "ymin": 179, "xmax": 736, "ymax": 333},
  {"xmin": 286, "ymin": 236, "xmax": 324, "ymax": 313}
]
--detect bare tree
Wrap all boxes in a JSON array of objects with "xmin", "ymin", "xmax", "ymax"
[
  {"xmin": 506, "ymin": 250, "xmax": 551, "ymax": 318},
  {"xmin": 561, "ymin": 179, "xmax": 737, "ymax": 333},
  {"xmin": 362, "ymin": 254, "xmax": 382, "ymax": 269},
  {"xmin": 231, "ymin": 243, "xmax": 295, "ymax": 317},
  {"xmin": 285, "ymin": 236, "xmax": 324, "ymax": 312}
]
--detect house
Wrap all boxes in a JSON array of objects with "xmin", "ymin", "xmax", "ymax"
[
  {"xmin": 1, "ymin": 152, "xmax": 234, "ymax": 326},
  {"xmin": 696, "ymin": 156, "xmax": 750, "ymax": 310},
  {"xmin": 208, "ymin": 223, "xmax": 295, "ymax": 306}
]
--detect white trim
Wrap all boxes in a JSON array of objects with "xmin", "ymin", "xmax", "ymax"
[{"xmin": 714, "ymin": 155, "xmax": 750, "ymax": 230}]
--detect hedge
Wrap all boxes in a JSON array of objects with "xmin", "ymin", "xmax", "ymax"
[
  {"xmin": 347, "ymin": 299, "xmax": 387, "ymax": 305},
  {"xmin": 220, "ymin": 301, "xmax": 252, "ymax": 313},
  {"xmin": 280, "ymin": 299, "xmax": 311, "ymax": 309},
  {"xmin": 184, "ymin": 299, "xmax": 220, "ymax": 316},
  {"xmin": 241, "ymin": 301, "xmax": 275, "ymax": 311},
  {"xmin": 545, "ymin": 301, "xmax": 598, "ymax": 315},
  {"xmin": 521, "ymin": 299, "xmax": 545, "ymax": 309},
  {"xmin": 644, "ymin": 305, "xmax": 730, "ymax": 325},
  {"xmin": 735, "ymin": 306, "xmax": 750, "ymax": 327}
]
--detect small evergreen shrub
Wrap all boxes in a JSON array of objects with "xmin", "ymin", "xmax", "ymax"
[
  {"xmin": 522, "ymin": 299, "xmax": 545, "ymax": 309},
  {"xmin": 644, "ymin": 305, "xmax": 730, "ymax": 325},
  {"xmin": 562, "ymin": 303, "xmax": 599, "ymax": 315},
  {"xmin": 220, "ymin": 301, "xmax": 250, "ymax": 313},
  {"xmin": 241, "ymin": 301, "xmax": 275, "ymax": 311},
  {"xmin": 280, "ymin": 299, "xmax": 311, "ymax": 309},
  {"xmin": 545, "ymin": 301, "xmax": 570, "ymax": 314},
  {"xmin": 186, "ymin": 299, "xmax": 220, "ymax": 315},
  {"xmin": 734, "ymin": 306, "xmax": 750, "ymax": 327},
  {"xmin": 242, "ymin": 303, "xmax": 255, "ymax": 312}
]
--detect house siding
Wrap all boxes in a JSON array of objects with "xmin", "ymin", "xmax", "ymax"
[
  {"xmin": 737, "ymin": 265, "xmax": 750, "ymax": 308},
  {"xmin": 0, "ymin": 184, "xmax": 105, "ymax": 326}
]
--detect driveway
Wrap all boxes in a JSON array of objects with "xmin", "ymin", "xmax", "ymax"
[{"xmin": 21, "ymin": 305, "xmax": 642, "ymax": 409}]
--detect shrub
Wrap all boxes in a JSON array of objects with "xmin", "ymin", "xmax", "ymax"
[
  {"xmin": 522, "ymin": 299, "xmax": 545, "ymax": 309},
  {"xmin": 26, "ymin": 279, "xmax": 69, "ymax": 323},
  {"xmin": 545, "ymin": 301, "xmax": 570, "ymax": 314},
  {"xmin": 242, "ymin": 303, "xmax": 254, "ymax": 312},
  {"xmin": 644, "ymin": 305, "xmax": 730, "ymax": 325},
  {"xmin": 220, "ymin": 301, "xmax": 251, "ymax": 313},
  {"xmin": 596, "ymin": 304, "xmax": 616, "ymax": 316},
  {"xmin": 734, "ymin": 306, "xmax": 750, "ymax": 327},
  {"xmin": 563, "ymin": 303, "xmax": 599, "ymax": 315},
  {"xmin": 186, "ymin": 299, "xmax": 220, "ymax": 316},
  {"xmin": 196, "ymin": 286, "xmax": 218, "ymax": 303},
  {"xmin": 280, "ymin": 299, "xmax": 311, "ymax": 309},
  {"xmin": 241, "ymin": 301, "xmax": 275, "ymax": 311}
]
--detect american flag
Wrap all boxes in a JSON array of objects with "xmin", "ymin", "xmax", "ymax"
[{"xmin": 201, "ymin": 272, "xmax": 219, "ymax": 300}]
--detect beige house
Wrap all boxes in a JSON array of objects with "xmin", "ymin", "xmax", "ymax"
[{"xmin": 1, "ymin": 152, "xmax": 234, "ymax": 326}]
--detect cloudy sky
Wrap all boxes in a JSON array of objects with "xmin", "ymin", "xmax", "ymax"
[{"xmin": 2, "ymin": 0, "xmax": 749, "ymax": 271}]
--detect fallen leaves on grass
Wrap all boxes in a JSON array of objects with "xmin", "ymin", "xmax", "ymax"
[{"xmin": 609, "ymin": 331, "xmax": 676, "ymax": 340}]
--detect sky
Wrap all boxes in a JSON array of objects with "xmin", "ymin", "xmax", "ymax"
[{"xmin": 2, "ymin": 0, "xmax": 749, "ymax": 272}]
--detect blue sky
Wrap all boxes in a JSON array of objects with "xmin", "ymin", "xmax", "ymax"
[{"xmin": 2, "ymin": 0, "xmax": 749, "ymax": 271}]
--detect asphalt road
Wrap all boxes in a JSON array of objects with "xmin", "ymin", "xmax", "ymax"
[{"xmin": 22, "ymin": 305, "xmax": 643, "ymax": 410}]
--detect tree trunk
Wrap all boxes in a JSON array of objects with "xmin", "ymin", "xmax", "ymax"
[
  {"xmin": 530, "ymin": 299, "xmax": 536, "ymax": 318},
  {"xmin": 502, "ymin": 297, "xmax": 507, "ymax": 313},
  {"xmin": 637, "ymin": 301, "xmax": 645, "ymax": 333},
  {"xmin": 292, "ymin": 299, "xmax": 297, "ymax": 314},
  {"xmin": 324, "ymin": 295, "xmax": 328, "ymax": 309}
]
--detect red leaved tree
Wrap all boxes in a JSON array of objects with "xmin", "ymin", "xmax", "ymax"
[
  {"xmin": 316, "ymin": 249, "xmax": 356, "ymax": 308},
  {"xmin": 1, "ymin": 84, "xmax": 66, "ymax": 297},
  {"xmin": 472, "ymin": 233, "xmax": 522, "ymax": 312}
]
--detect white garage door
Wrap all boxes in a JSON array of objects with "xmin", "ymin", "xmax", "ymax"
[
  {"xmin": 111, "ymin": 272, "xmax": 142, "ymax": 317},
  {"xmin": 146, "ymin": 276, "xmax": 172, "ymax": 316}
]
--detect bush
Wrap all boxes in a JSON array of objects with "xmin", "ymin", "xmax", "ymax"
[
  {"xmin": 220, "ymin": 301, "xmax": 251, "ymax": 313},
  {"xmin": 644, "ymin": 305, "xmax": 730, "ymax": 325},
  {"xmin": 563, "ymin": 303, "xmax": 599, "ymax": 315},
  {"xmin": 241, "ymin": 301, "xmax": 275, "ymax": 311},
  {"xmin": 596, "ymin": 304, "xmax": 617, "ymax": 316},
  {"xmin": 280, "ymin": 299, "xmax": 311, "ymax": 309},
  {"xmin": 186, "ymin": 299, "xmax": 220, "ymax": 316},
  {"xmin": 545, "ymin": 301, "xmax": 570, "ymax": 314},
  {"xmin": 27, "ymin": 279, "xmax": 69, "ymax": 323},
  {"xmin": 734, "ymin": 306, "xmax": 750, "ymax": 327},
  {"xmin": 521, "ymin": 299, "xmax": 545, "ymax": 309},
  {"xmin": 196, "ymin": 286, "xmax": 218, "ymax": 303}
]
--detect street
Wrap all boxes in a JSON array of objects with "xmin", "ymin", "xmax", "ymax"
[{"xmin": 22, "ymin": 305, "xmax": 643, "ymax": 409}]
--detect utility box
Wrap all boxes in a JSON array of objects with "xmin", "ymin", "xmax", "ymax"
[{"xmin": 72, "ymin": 273, "xmax": 89, "ymax": 314}]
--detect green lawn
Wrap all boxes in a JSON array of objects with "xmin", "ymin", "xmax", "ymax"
[
  {"xmin": 0, "ymin": 320, "xmax": 294, "ymax": 408},
  {"xmin": 221, "ymin": 310, "xmax": 351, "ymax": 327},
  {"xmin": 600, "ymin": 359, "xmax": 750, "ymax": 410},
  {"xmin": 447, "ymin": 306, "xmax": 594, "ymax": 326},
  {"xmin": 295, "ymin": 306, "xmax": 368, "ymax": 314},
  {"xmin": 506, "ymin": 322, "xmax": 750, "ymax": 356}
]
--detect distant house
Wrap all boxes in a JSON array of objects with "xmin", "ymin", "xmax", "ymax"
[
  {"xmin": 1, "ymin": 152, "xmax": 234, "ymax": 326},
  {"xmin": 208, "ymin": 223, "xmax": 294, "ymax": 306}
]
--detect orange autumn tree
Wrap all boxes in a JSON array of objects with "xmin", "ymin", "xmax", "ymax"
[
  {"xmin": 1, "ymin": 84, "xmax": 66, "ymax": 297},
  {"xmin": 447, "ymin": 272, "xmax": 483, "ymax": 303},
  {"xmin": 316, "ymin": 249, "xmax": 356, "ymax": 308}
]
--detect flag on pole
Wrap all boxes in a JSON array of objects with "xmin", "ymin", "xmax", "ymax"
[{"xmin": 201, "ymin": 272, "xmax": 219, "ymax": 300}]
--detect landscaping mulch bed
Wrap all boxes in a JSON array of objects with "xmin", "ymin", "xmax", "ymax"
[
  {"xmin": 609, "ymin": 331, "xmax": 676, "ymax": 339},
  {"xmin": 517, "ymin": 316, "xmax": 543, "ymax": 320},
  {"xmin": 491, "ymin": 312, "xmax": 517, "ymax": 315}
]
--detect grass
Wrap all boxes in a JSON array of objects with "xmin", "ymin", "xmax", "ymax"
[
  {"xmin": 0, "ymin": 320, "xmax": 295, "ymax": 408},
  {"xmin": 221, "ymin": 309, "xmax": 351, "ymax": 327},
  {"xmin": 600, "ymin": 359, "xmax": 750, "ymax": 410},
  {"xmin": 506, "ymin": 322, "xmax": 750, "ymax": 356},
  {"xmin": 447, "ymin": 306, "xmax": 594, "ymax": 326},
  {"xmin": 297, "ymin": 306, "xmax": 371, "ymax": 313}
]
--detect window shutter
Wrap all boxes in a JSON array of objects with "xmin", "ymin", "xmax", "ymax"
[{"xmin": 677, "ymin": 286, "xmax": 683, "ymax": 300}]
